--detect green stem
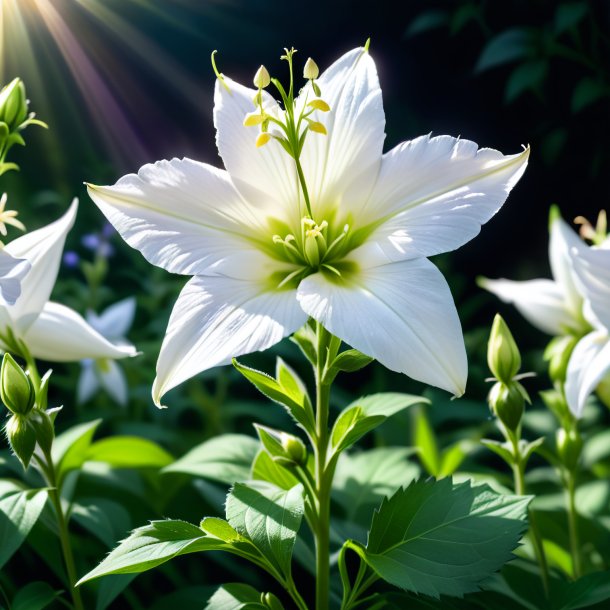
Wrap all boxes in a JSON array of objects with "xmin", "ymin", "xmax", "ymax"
[
  {"xmin": 285, "ymin": 576, "xmax": 310, "ymax": 610},
  {"xmin": 567, "ymin": 471, "xmax": 582, "ymax": 579},
  {"xmin": 294, "ymin": 153, "xmax": 313, "ymax": 219}
]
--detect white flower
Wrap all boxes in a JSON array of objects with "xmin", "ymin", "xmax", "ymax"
[
  {"xmin": 77, "ymin": 297, "xmax": 137, "ymax": 406},
  {"xmin": 0, "ymin": 249, "xmax": 30, "ymax": 306},
  {"xmin": 0, "ymin": 200, "xmax": 136, "ymax": 363},
  {"xmin": 87, "ymin": 46, "xmax": 529, "ymax": 407},
  {"xmin": 565, "ymin": 245, "xmax": 610, "ymax": 417},
  {"xmin": 480, "ymin": 208, "xmax": 589, "ymax": 336}
]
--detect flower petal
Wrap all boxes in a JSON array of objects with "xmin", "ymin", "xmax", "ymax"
[
  {"xmin": 359, "ymin": 136, "xmax": 529, "ymax": 260},
  {"xmin": 152, "ymin": 275, "xmax": 307, "ymax": 407},
  {"xmin": 0, "ymin": 250, "xmax": 30, "ymax": 306},
  {"xmin": 23, "ymin": 302, "xmax": 137, "ymax": 362},
  {"xmin": 297, "ymin": 257, "xmax": 467, "ymax": 396},
  {"xmin": 4, "ymin": 200, "xmax": 77, "ymax": 333},
  {"xmin": 565, "ymin": 330, "xmax": 610, "ymax": 418},
  {"xmin": 88, "ymin": 297, "xmax": 137, "ymax": 340},
  {"xmin": 88, "ymin": 159, "xmax": 263, "ymax": 276},
  {"xmin": 298, "ymin": 47, "xmax": 385, "ymax": 221},
  {"xmin": 77, "ymin": 363, "xmax": 98, "ymax": 405},
  {"xmin": 571, "ymin": 246, "xmax": 610, "ymax": 330},
  {"xmin": 99, "ymin": 360, "xmax": 129, "ymax": 406},
  {"xmin": 480, "ymin": 278, "xmax": 576, "ymax": 335}
]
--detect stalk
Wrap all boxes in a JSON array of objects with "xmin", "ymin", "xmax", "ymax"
[{"xmin": 566, "ymin": 471, "xmax": 582, "ymax": 579}]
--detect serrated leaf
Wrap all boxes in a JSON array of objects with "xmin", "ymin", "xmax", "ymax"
[
  {"xmin": 163, "ymin": 434, "xmax": 259, "ymax": 484},
  {"xmin": 476, "ymin": 28, "xmax": 533, "ymax": 72},
  {"xmin": 85, "ymin": 437, "xmax": 173, "ymax": 469},
  {"xmin": 78, "ymin": 520, "xmax": 227, "ymax": 583},
  {"xmin": 11, "ymin": 581, "xmax": 60, "ymax": 610},
  {"xmin": 53, "ymin": 419, "xmax": 102, "ymax": 484},
  {"xmin": 332, "ymin": 393, "xmax": 427, "ymax": 454},
  {"xmin": 0, "ymin": 487, "xmax": 48, "ymax": 569},
  {"xmin": 360, "ymin": 478, "xmax": 530, "ymax": 598},
  {"xmin": 225, "ymin": 482, "xmax": 304, "ymax": 578},
  {"xmin": 205, "ymin": 583, "xmax": 266, "ymax": 609}
]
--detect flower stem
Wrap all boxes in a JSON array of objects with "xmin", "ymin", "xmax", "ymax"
[{"xmin": 566, "ymin": 470, "xmax": 582, "ymax": 579}]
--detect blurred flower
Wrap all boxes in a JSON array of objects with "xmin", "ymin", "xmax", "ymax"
[
  {"xmin": 88, "ymin": 45, "xmax": 529, "ymax": 407},
  {"xmin": 81, "ymin": 229, "xmax": 115, "ymax": 258},
  {"xmin": 0, "ymin": 200, "xmax": 136, "ymax": 363},
  {"xmin": 62, "ymin": 250, "xmax": 80, "ymax": 268},
  {"xmin": 77, "ymin": 298, "xmax": 137, "ymax": 406}
]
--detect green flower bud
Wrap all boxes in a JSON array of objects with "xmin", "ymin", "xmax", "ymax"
[
  {"xmin": 488, "ymin": 381, "xmax": 526, "ymax": 432},
  {"xmin": 303, "ymin": 57, "xmax": 319, "ymax": 80},
  {"xmin": 0, "ymin": 78, "xmax": 28, "ymax": 131},
  {"xmin": 281, "ymin": 433, "xmax": 307, "ymax": 466},
  {"xmin": 544, "ymin": 335, "xmax": 578, "ymax": 384},
  {"xmin": 5, "ymin": 414, "xmax": 36, "ymax": 468},
  {"xmin": 487, "ymin": 314, "xmax": 521, "ymax": 383},
  {"xmin": 556, "ymin": 427, "xmax": 582, "ymax": 471},
  {"xmin": 1, "ymin": 353, "xmax": 35, "ymax": 416},
  {"xmin": 254, "ymin": 424, "xmax": 307, "ymax": 467},
  {"xmin": 29, "ymin": 409, "xmax": 55, "ymax": 455},
  {"xmin": 253, "ymin": 65, "xmax": 271, "ymax": 89},
  {"xmin": 261, "ymin": 591, "xmax": 284, "ymax": 610}
]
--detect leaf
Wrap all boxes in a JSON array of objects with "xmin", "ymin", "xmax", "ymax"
[
  {"xmin": 481, "ymin": 438, "xmax": 514, "ymax": 465},
  {"xmin": 0, "ymin": 487, "xmax": 48, "ymax": 569},
  {"xmin": 150, "ymin": 587, "xmax": 217, "ymax": 610},
  {"xmin": 332, "ymin": 393, "xmax": 427, "ymax": 454},
  {"xmin": 85, "ymin": 437, "xmax": 173, "ymax": 469},
  {"xmin": 324, "ymin": 349, "xmax": 373, "ymax": 383},
  {"xmin": 403, "ymin": 10, "xmax": 449, "ymax": 38},
  {"xmin": 550, "ymin": 571, "xmax": 610, "ymax": 610},
  {"xmin": 95, "ymin": 574, "xmax": 137, "ymax": 610},
  {"xmin": 251, "ymin": 450, "xmax": 300, "ymax": 491},
  {"xmin": 554, "ymin": 2, "xmax": 588, "ymax": 34},
  {"xmin": 412, "ymin": 406, "xmax": 441, "ymax": 476},
  {"xmin": 505, "ymin": 60, "xmax": 547, "ymax": 103},
  {"xmin": 450, "ymin": 3, "xmax": 480, "ymax": 35},
  {"xmin": 11, "ymin": 581, "xmax": 60, "ymax": 610},
  {"xmin": 357, "ymin": 478, "xmax": 530, "ymax": 598},
  {"xmin": 571, "ymin": 78, "xmax": 607, "ymax": 113},
  {"xmin": 439, "ymin": 441, "xmax": 473, "ymax": 477},
  {"xmin": 71, "ymin": 498, "xmax": 132, "ymax": 548},
  {"xmin": 225, "ymin": 482, "xmax": 304, "ymax": 578},
  {"xmin": 77, "ymin": 520, "xmax": 227, "ymax": 583},
  {"xmin": 205, "ymin": 583, "xmax": 266, "ymax": 609},
  {"xmin": 163, "ymin": 434, "xmax": 259, "ymax": 484},
  {"xmin": 476, "ymin": 28, "xmax": 533, "ymax": 72},
  {"xmin": 53, "ymin": 419, "xmax": 102, "ymax": 484}
]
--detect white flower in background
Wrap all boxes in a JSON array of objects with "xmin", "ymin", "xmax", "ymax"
[
  {"xmin": 0, "ymin": 200, "xmax": 136, "ymax": 364},
  {"xmin": 0, "ymin": 192, "xmax": 30, "ymax": 306},
  {"xmin": 565, "ymin": 245, "xmax": 610, "ymax": 417},
  {"xmin": 78, "ymin": 297, "xmax": 137, "ymax": 406},
  {"xmin": 88, "ymin": 45, "xmax": 529, "ymax": 407},
  {"xmin": 480, "ymin": 208, "xmax": 590, "ymax": 337}
]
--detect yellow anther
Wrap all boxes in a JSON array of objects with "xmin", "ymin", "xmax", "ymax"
[
  {"xmin": 253, "ymin": 65, "xmax": 271, "ymax": 89},
  {"xmin": 243, "ymin": 112, "xmax": 265, "ymax": 127},
  {"xmin": 303, "ymin": 58, "xmax": 319, "ymax": 80},
  {"xmin": 308, "ymin": 99, "xmax": 331, "ymax": 112},
  {"xmin": 307, "ymin": 120, "xmax": 327, "ymax": 135},
  {"xmin": 256, "ymin": 132, "xmax": 272, "ymax": 148}
]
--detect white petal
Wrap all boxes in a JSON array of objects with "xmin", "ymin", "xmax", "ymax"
[
  {"xmin": 77, "ymin": 364, "xmax": 99, "ymax": 405},
  {"xmin": 152, "ymin": 275, "xmax": 307, "ymax": 407},
  {"xmin": 99, "ymin": 360, "xmax": 129, "ymax": 406},
  {"xmin": 571, "ymin": 246, "xmax": 610, "ymax": 331},
  {"xmin": 359, "ymin": 136, "xmax": 529, "ymax": 260},
  {"xmin": 23, "ymin": 302, "xmax": 137, "ymax": 362},
  {"xmin": 549, "ymin": 210, "xmax": 585, "ymax": 315},
  {"xmin": 88, "ymin": 297, "xmax": 137, "ymax": 339},
  {"xmin": 565, "ymin": 331, "xmax": 610, "ymax": 418},
  {"xmin": 0, "ymin": 250, "xmax": 30, "ymax": 306},
  {"xmin": 480, "ymin": 277, "xmax": 576, "ymax": 335},
  {"xmin": 298, "ymin": 47, "xmax": 385, "ymax": 221},
  {"xmin": 297, "ymin": 257, "xmax": 467, "ymax": 396},
  {"xmin": 4, "ymin": 200, "xmax": 78, "ymax": 333},
  {"xmin": 88, "ymin": 159, "xmax": 263, "ymax": 276},
  {"xmin": 213, "ymin": 78, "xmax": 300, "ymax": 227}
]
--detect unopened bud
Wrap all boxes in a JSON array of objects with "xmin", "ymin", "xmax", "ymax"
[
  {"xmin": 253, "ymin": 65, "xmax": 271, "ymax": 89},
  {"xmin": 556, "ymin": 427, "xmax": 582, "ymax": 471},
  {"xmin": 256, "ymin": 132, "xmax": 272, "ymax": 148},
  {"xmin": 544, "ymin": 335, "xmax": 578, "ymax": 384},
  {"xmin": 488, "ymin": 314, "xmax": 521, "ymax": 383},
  {"xmin": 0, "ymin": 78, "xmax": 28, "ymax": 131},
  {"xmin": 243, "ymin": 112, "xmax": 265, "ymax": 127},
  {"xmin": 29, "ymin": 409, "xmax": 55, "ymax": 454},
  {"xmin": 303, "ymin": 57, "xmax": 319, "ymax": 80},
  {"xmin": 261, "ymin": 592, "xmax": 284, "ymax": 610},
  {"xmin": 281, "ymin": 434, "xmax": 307, "ymax": 466},
  {"xmin": 488, "ymin": 381, "xmax": 526, "ymax": 432},
  {"xmin": 308, "ymin": 99, "xmax": 331, "ymax": 112},
  {"xmin": 1, "ymin": 353, "xmax": 35, "ymax": 416},
  {"xmin": 255, "ymin": 424, "xmax": 307, "ymax": 467},
  {"xmin": 307, "ymin": 120, "xmax": 327, "ymax": 135},
  {"xmin": 5, "ymin": 414, "xmax": 36, "ymax": 468}
]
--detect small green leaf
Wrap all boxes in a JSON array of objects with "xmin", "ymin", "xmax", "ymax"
[
  {"xmin": 439, "ymin": 441, "xmax": 473, "ymax": 477},
  {"xmin": 476, "ymin": 28, "xmax": 533, "ymax": 72},
  {"xmin": 78, "ymin": 520, "xmax": 226, "ymax": 584},
  {"xmin": 413, "ymin": 406, "xmax": 441, "ymax": 477},
  {"xmin": 11, "ymin": 581, "xmax": 60, "ymax": 610},
  {"xmin": 205, "ymin": 583, "xmax": 266, "ymax": 609},
  {"xmin": 53, "ymin": 419, "xmax": 102, "ymax": 484},
  {"xmin": 0, "ymin": 487, "xmax": 48, "ymax": 569},
  {"xmin": 324, "ymin": 349, "xmax": 373, "ymax": 383},
  {"xmin": 481, "ymin": 438, "xmax": 514, "ymax": 465},
  {"xmin": 359, "ymin": 478, "xmax": 530, "ymax": 598},
  {"xmin": 163, "ymin": 434, "xmax": 259, "ymax": 484},
  {"xmin": 225, "ymin": 482, "xmax": 304, "ymax": 578},
  {"xmin": 403, "ymin": 10, "xmax": 448, "ymax": 38},
  {"xmin": 450, "ymin": 3, "xmax": 480, "ymax": 35},
  {"xmin": 71, "ymin": 498, "xmax": 132, "ymax": 548},
  {"xmin": 332, "ymin": 393, "xmax": 427, "ymax": 454},
  {"xmin": 505, "ymin": 60, "xmax": 547, "ymax": 103},
  {"xmin": 85, "ymin": 437, "xmax": 173, "ymax": 469},
  {"xmin": 554, "ymin": 2, "xmax": 588, "ymax": 35},
  {"xmin": 571, "ymin": 78, "xmax": 607, "ymax": 113},
  {"xmin": 550, "ymin": 570, "xmax": 610, "ymax": 609},
  {"xmin": 251, "ymin": 450, "xmax": 300, "ymax": 490}
]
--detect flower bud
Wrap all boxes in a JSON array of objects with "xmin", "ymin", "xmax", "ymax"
[
  {"xmin": 308, "ymin": 99, "xmax": 331, "ymax": 112},
  {"xmin": 5, "ymin": 414, "xmax": 36, "ymax": 468},
  {"xmin": 256, "ymin": 132, "xmax": 272, "ymax": 148},
  {"xmin": 29, "ymin": 408, "xmax": 55, "ymax": 455},
  {"xmin": 556, "ymin": 427, "xmax": 582, "ymax": 471},
  {"xmin": 253, "ymin": 65, "xmax": 271, "ymax": 89},
  {"xmin": 1, "ymin": 353, "xmax": 35, "ymax": 416},
  {"xmin": 303, "ymin": 57, "xmax": 319, "ymax": 80},
  {"xmin": 281, "ymin": 434, "xmax": 307, "ymax": 466},
  {"xmin": 0, "ymin": 78, "xmax": 28, "ymax": 131},
  {"xmin": 261, "ymin": 592, "xmax": 284, "ymax": 610},
  {"xmin": 544, "ymin": 335, "xmax": 578, "ymax": 384},
  {"xmin": 487, "ymin": 314, "xmax": 521, "ymax": 383},
  {"xmin": 243, "ymin": 112, "xmax": 265, "ymax": 127},
  {"xmin": 255, "ymin": 424, "xmax": 307, "ymax": 467},
  {"xmin": 488, "ymin": 381, "xmax": 526, "ymax": 432},
  {"xmin": 307, "ymin": 120, "xmax": 327, "ymax": 135}
]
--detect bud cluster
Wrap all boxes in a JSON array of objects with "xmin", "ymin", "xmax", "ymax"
[{"xmin": 255, "ymin": 424, "xmax": 307, "ymax": 468}]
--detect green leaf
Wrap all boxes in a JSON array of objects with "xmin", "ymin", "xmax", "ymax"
[
  {"xmin": 439, "ymin": 440, "xmax": 473, "ymax": 477},
  {"xmin": 403, "ymin": 10, "xmax": 448, "ymax": 38},
  {"xmin": 163, "ymin": 434, "xmax": 259, "ymax": 484},
  {"xmin": 205, "ymin": 583, "xmax": 266, "ymax": 609},
  {"xmin": 413, "ymin": 406, "xmax": 441, "ymax": 476},
  {"xmin": 450, "ymin": 3, "xmax": 480, "ymax": 35},
  {"xmin": 95, "ymin": 574, "xmax": 137, "ymax": 610},
  {"xmin": 225, "ymin": 482, "xmax": 304, "ymax": 578},
  {"xmin": 571, "ymin": 78, "xmax": 607, "ymax": 113},
  {"xmin": 251, "ymin": 450, "xmax": 300, "ymax": 490},
  {"xmin": 481, "ymin": 438, "xmax": 514, "ymax": 465},
  {"xmin": 71, "ymin": 498, "xmax": 132, "ymax": 548},
  {"xmin": 150, "ymin": 587, "xmax": 216, "ymax": 610},
  {"xmin": 85, "ymin": 437, "xmax": 173, "ymax": 469},
  {"xmin": 53, "ymin": 419, "xmax": 102, "ymax": 484},
  {"xmin": 11, "ymin": 581, "xmax": 60, "ymax": 610},
  {"xmin": 332, "ymin": 393, "xmax": 427, "ymax": 454},
  {"xmin": 77, "ymin": 520, "xmax": 226, "ymax": 583},
  {"xmin": 358, "ymin": 478, "xmax": 530, "ymax": 598},
  {"xmin": 505, "ymin": 60, "xmax": 547, "ymax": 103},
  {"xmin": 0, "ymin": 487, "xmax": 48, "ymax": 569},
  {"xmin": 550, "ymin": 571, "xmax": 610, "ymax": 610},
  {"xmin": 324, "ymin": 349, "xmax": 373, "ymax": 383},
  {"xmin": 554, "ymin": 2, "xmax": 588, "ymax": 34},
  {"xmin": 476, "ymin": 28, "xmax": 533, "ymax": 72}
]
